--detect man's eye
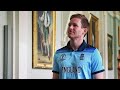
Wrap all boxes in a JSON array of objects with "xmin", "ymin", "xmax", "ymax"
[
  {"xmin": 73, "ymin": 24, "xmax": 77, "ymax": 27},
  {"xmin": 68, "ymin": 23, "xmax": 71, "ymax": 27}
]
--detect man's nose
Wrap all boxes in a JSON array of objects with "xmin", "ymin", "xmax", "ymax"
[{"xmin": 69, "ymin": 25, "xmax": 73, "ymax": 29}]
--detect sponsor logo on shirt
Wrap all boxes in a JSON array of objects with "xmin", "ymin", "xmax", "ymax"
[
  {"xmin": 80, "ymin": 54, "xmax": 84, "ymax": 60},
  {"xmin": 62, "ymin": 67, "xmax": 81, "ymax": 73}
]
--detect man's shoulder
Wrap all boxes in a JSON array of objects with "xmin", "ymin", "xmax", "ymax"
[
  {"xmin": 56, "ymin": 46, "xmax": 68, "ymax": 53},
  {"xmin": 84, "ymin": 44, "xmax": 97, "ymax": 53}
]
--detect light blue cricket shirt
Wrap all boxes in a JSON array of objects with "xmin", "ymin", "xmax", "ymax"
[{"xmin": 52, "ymin": 40, "xmax": 105, "ymax": 79}]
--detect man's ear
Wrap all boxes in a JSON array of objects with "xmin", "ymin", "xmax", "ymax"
[{"xmin": 83, "ymin": 28, "xmax": 88, "ymax": 35}]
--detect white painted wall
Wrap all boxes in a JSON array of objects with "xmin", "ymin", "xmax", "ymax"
[
  {"xmin": 19, "ymin": 11, "xmax": 30, "ymax": 79},
  {"xmin": 13, "ymin": 11, "xmax": 19, "ymax": 79},
  {"xmin": 0, "ymin": 11, "xmax": 7, "ymax": 79}
]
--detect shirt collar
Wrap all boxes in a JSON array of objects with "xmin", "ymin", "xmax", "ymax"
[{"xmin": 66, "ymin": 40, "xmax": 87, "ymax": 51}]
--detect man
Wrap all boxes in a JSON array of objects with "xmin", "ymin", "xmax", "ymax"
[{"xmin": 52, "ymin": 14, "xmax": 105, "ymax": 79}]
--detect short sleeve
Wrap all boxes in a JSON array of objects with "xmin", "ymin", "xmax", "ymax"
[
  {"xmin": 52, "ymin": 52, "xmax": 59, "ymax": 73},
  {"xmin": 91, "ymin": 49, "xmax": 104, "ymax": 74}
]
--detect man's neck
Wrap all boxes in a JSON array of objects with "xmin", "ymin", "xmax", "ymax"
[{"xmin": 70, "ymin": 38, "xmax": 84, "ymax": 50}]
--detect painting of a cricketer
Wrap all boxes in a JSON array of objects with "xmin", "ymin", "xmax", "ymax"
[{"xmin": 32, "ymin": 11, "xmax": 56, "ymax": 69}]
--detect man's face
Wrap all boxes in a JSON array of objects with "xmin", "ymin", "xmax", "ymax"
[{"xmin": 67, "ymin": 18, "xmax": 86, "ymax": 39}]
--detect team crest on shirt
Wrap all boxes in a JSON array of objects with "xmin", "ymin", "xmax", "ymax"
[
  {"xmin": 80, "ymin": 54, "xmax": 84, "ymax": 60},
  {"xmin": 60, "ymin": 54, "xmax": 66, "ymax": 61}
]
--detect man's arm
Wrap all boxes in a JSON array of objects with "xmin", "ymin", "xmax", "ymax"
[
  {"xmin": 93, "ymin": 72, "xmax": 104, "ymax": 79},
  {"xmin": 52, "ymin": 72, "xmax": 59, "ymax": 79},
  {"xmin": 91, "ymin": 49, "xmax": 105, "ymax": 79}
]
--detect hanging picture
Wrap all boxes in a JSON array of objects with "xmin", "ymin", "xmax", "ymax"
[
  {"xmin": 107, "ymin": 34, "xmax": 113, "ymax": 70},
  {"xmin": 87, "ymin": 13, "xmax": 99, "ymax": 49},
  {"xmin": 118, "ymin": 26, "xmax": 120, "ymax": 46},
  {"xmin": 32, "ymin": 11, "xmax": 56, "ymax": 69}
]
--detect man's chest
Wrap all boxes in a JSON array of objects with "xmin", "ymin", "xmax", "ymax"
[{"xmin": 57, "ymin": 52, "xmax": 92, "ymax": 67}]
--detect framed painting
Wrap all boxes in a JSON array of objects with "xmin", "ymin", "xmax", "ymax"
[
  {"xmin": 107, "ymin": 34, "xmax": 113, "ymax": 70},
  {"xmin": 87, "ymin": 13, "xmax": 99, "ymax": 49},
  {"xmin": 118, "ymin": 26, "xmax": 120, "ymax": 46},
  {"xmin": 32, "ymin": 11, "xmax": 56, "ymax": 69}
]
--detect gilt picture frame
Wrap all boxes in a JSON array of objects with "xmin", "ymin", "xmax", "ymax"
[
  {"xmin": 32, "ymin": 11, "xmax": 56, "ymax": 69},
  {"xmin": 87, "ymin": 13, "xmax": 99, "ymax": 49},
  {"xmin": 118, "ymin": 26, "xmax": 120, "ymax": 46},
  {"xmin": 107, "ymin": 34, "xmax": 113, "ymax": 70}
]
